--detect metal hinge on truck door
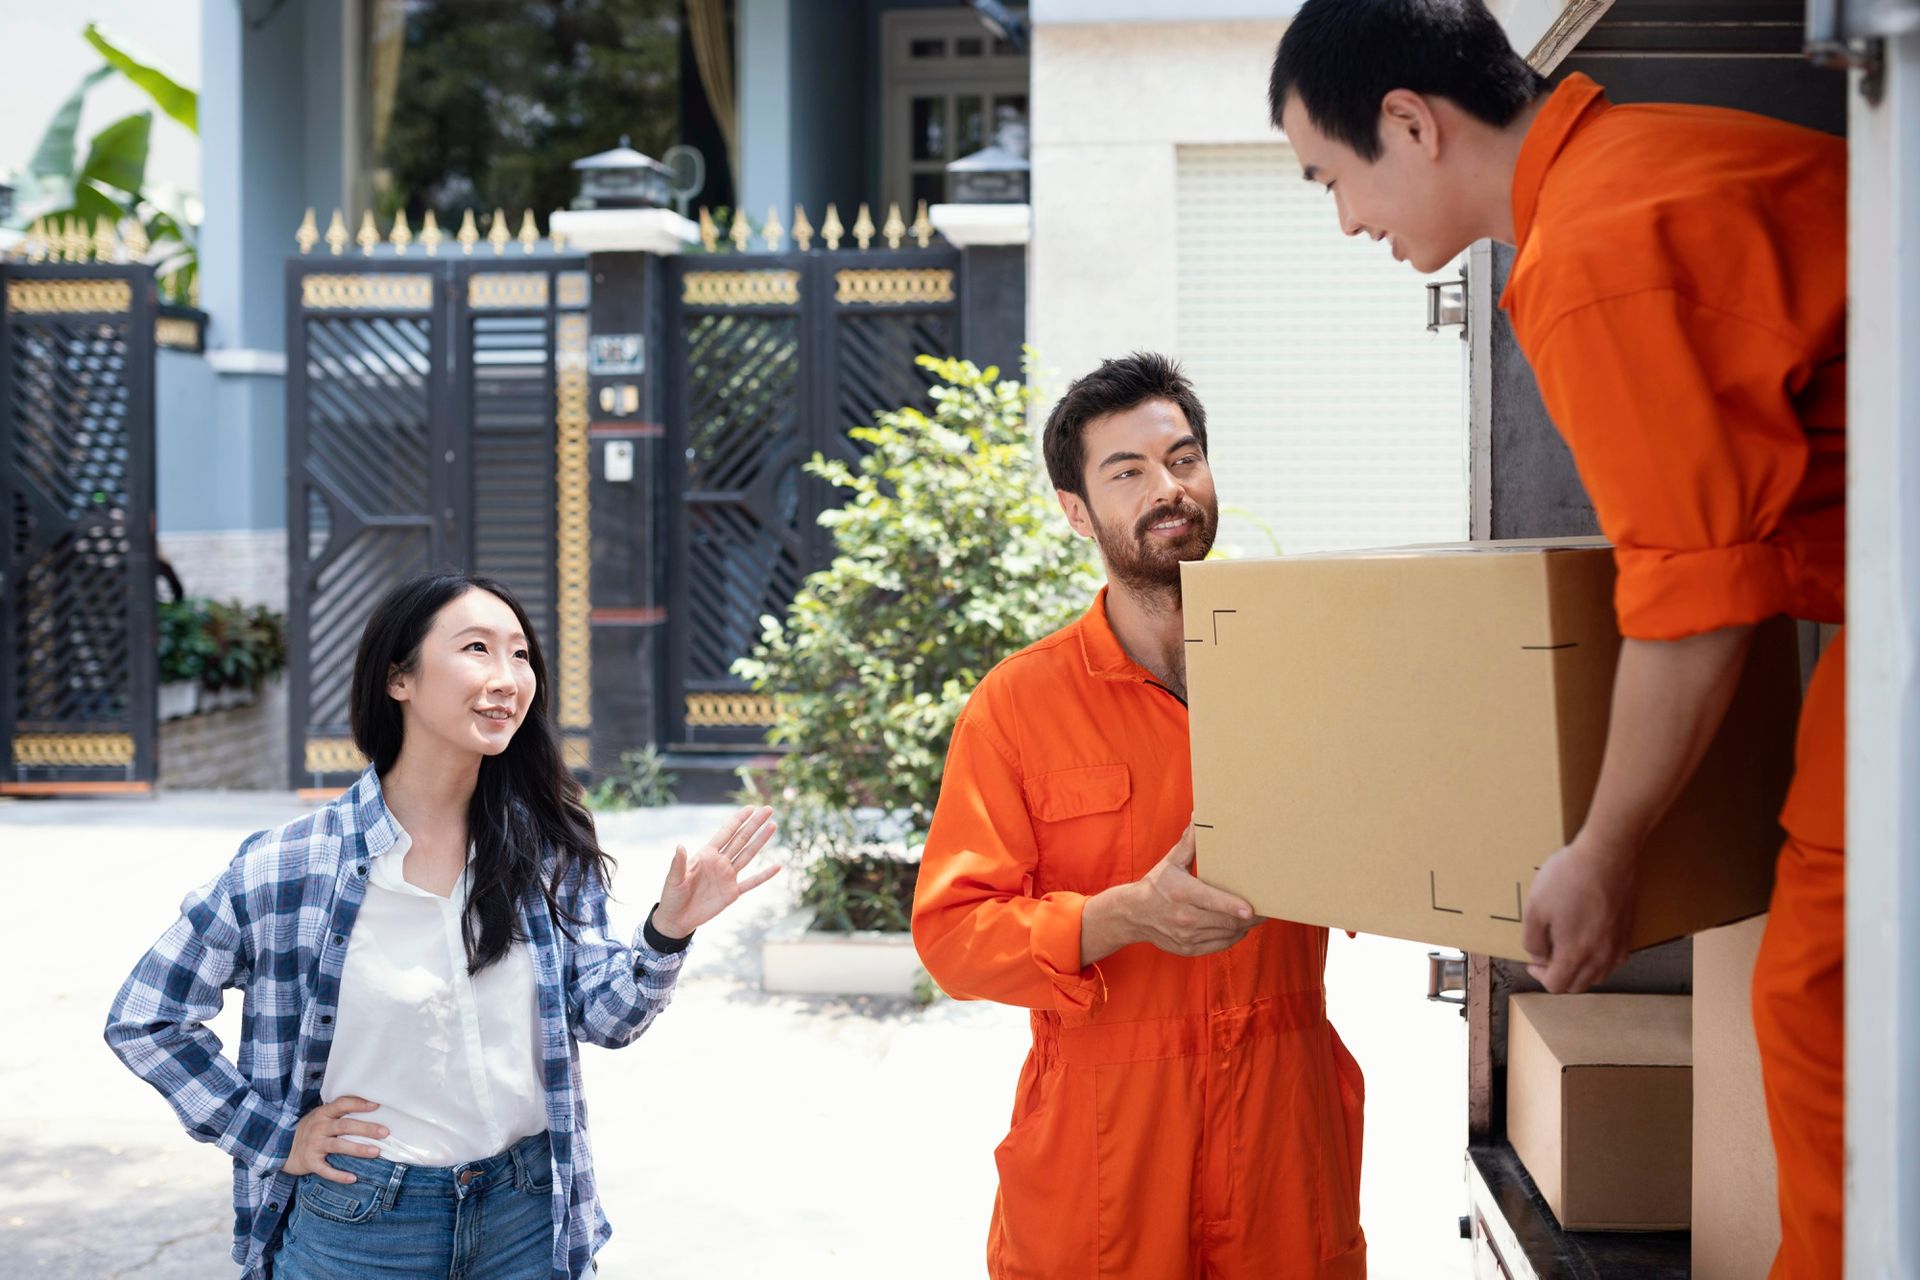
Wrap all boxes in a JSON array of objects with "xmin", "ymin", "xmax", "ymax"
[
  {"xmin": 1428, "ymin": 949, "xmax": 1468, "ymax": 1011},
  {"xmin": 1426, "ymin": 275, "xmax": 1468, "ymax": 337}
]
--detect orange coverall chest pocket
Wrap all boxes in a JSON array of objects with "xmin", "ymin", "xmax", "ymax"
[{"xmin": 1023, "ymin": 763, "xmax": 1134, "ymax": 896}]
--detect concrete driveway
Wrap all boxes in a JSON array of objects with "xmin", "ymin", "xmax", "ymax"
[{"xmin": 0, "ymin": 792, "xmax": 1467, "ymax": 1278}]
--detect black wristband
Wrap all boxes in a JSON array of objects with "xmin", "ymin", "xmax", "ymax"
[{"xmin": 644, "ymin": 903, "xmax": 692, "ymax": 953}]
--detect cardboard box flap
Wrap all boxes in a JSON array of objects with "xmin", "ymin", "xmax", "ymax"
[{"xmin": 1514, "ymin": 993, "xmax": 1693, "ymax": 1068}]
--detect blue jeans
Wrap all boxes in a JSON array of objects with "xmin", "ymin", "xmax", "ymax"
[{"xmin": 271, "ymin": 1132, "xmax": 555, "ymax": 1280}]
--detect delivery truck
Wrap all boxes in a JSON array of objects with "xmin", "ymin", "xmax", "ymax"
[{"xmin": 1433, "ymin": 1, "xmax": 1916, "ymax": 1275}]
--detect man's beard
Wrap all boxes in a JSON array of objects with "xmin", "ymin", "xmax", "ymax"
[{"xmin": 1089, "ymin": 497, "xmax": 1219, "ymax": 608}]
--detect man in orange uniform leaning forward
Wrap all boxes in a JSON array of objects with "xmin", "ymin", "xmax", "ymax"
[
  {"xmin": 1270, "ymin": 3, "xmax": 1847, "ymax": 1274},
  {"xmin": 912, "ymin": 353, "xmax": 1367, "ymax": 1279}
]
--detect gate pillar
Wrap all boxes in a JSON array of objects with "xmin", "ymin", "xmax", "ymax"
[{"xmin": 550, "ymin": 209, "xmax": 697, "ymax": 776}]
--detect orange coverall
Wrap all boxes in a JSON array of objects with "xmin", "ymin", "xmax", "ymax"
[
  {"xmin": 912, "ymin": 590, "xmax": 1367, "ymax": 1278},
  {"xmin": 1503, "ymin": 74, "xmax": 1847, "ymax": 1276}
]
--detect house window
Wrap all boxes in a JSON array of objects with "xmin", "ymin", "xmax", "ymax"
[{"xmin": 881, "ymin": 9, "xmax": 1029, "ymax": 212}]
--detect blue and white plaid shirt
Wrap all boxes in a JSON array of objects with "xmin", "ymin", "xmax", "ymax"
[{"xmin": 105, "ymin": 767, "xmax": 685, "ymax": 1278}]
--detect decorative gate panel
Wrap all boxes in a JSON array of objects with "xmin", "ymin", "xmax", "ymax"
[
  {"xmin": 286, "ymin": 252, "xmax": 590, "ymax": 790},
  {"xmin": 665, "ymin": 248, "xmax": 960, "ymax": 748},
  {"xmin": 0, "ymin": 263, "xmax": 157, "ymax": 790}
]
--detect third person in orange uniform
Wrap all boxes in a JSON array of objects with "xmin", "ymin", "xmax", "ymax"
[
  {"xmin": 1269, "ymin": 3, "xmax": 1847, "ymax": 1274},
  {"xmin": 913, "ymin": 353, "xmax": 1367, "ymax": 1278}
]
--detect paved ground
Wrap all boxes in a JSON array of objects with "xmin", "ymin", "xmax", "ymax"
[{"xmin": 0, "ymin": 792, "xmax": 1469, "ymax": 1278}]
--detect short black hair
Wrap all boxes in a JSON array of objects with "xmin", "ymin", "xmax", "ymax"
[
  {"xmin": 1042, "ymin": 352, "xmax": 1207, "ymax": 499},
  {"xmin": 1270, "ymin": 0, "xmax": 1548, "ymax": 161}
]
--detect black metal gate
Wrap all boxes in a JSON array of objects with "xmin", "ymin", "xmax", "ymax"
[
  {"xmin": 663, "ymin": 247, "xmax": 961, "ymax": 751},
  {"xmin": 0, "ymin": 262, "xmax": 157, "ymax": 792},
  {"xmin": 286, "ymin": 249, "xmax": 592, "ymax": 791}
]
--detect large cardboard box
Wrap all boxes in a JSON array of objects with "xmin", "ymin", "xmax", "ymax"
[
  {"xmin": 1508, "ymin": 993, "xmax": 1693, "ymax": 1231},
  {"xmin": 1692, "ymin": 917, "xmax": 1782, "ymax": 1277},
  {"xmin": 1180, "ymin": 540, "xmax": 1800, "ymax": 960}
]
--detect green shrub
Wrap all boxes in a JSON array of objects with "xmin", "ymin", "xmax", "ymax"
[
  {"xmin": 734, "ymin": 354, "xmax": 1098, "ymax": 929},
  {"xmin": 586, "ymin": 746, "xmax": 678, "ymax": 810},
  {"xmin": 157, "ymin": 598, "xmax": 287, "ymax": 693}
]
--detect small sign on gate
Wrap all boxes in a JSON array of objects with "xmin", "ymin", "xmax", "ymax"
[{"xmin": 590, "ymin": 333, "xmax": 646, "ymax": 376}]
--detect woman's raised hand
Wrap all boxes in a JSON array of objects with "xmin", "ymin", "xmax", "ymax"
[{"xmin": 651, "ymin": 805, "xmax": 780, "ymax": 939}]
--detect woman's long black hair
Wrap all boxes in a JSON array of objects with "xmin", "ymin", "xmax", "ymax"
[{"xmin": 350, "ymin": 572, "xmax": 613, "ymax": 972}]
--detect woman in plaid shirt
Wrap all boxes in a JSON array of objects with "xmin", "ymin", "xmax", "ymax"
[{"xmin": 106, "ymin": 572, "xmax": 779, "ymax": 1278}]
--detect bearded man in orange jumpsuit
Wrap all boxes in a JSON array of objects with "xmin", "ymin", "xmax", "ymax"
[
  {"xmin": 1270, "ymin": 3, "xmax": 1847, "ymax": 1274},
  {"xmin": 913, "ymin": 353, "xmax": 1367, "ymax": 1278}
]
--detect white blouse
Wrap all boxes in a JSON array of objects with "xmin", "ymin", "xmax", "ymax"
[{"xmin": 319, "ymin": 825, "xmax": 547, "ymax": 1167}]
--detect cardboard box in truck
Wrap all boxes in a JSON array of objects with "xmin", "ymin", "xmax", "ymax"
[
  {"xmin": 1508, "ymin": 993, "xmax": 1693, "ymax": 1231},
  {"xmin": 1692, "ymin": 917, "xmax": 1782, "ymax": 1277},
  {"xmin": 1180, "ymin": 539, "xmax": 1800, "ymax": 961}
]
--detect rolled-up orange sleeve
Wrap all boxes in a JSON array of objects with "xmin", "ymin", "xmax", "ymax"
[
  {"xmin": 912, "ymin": 712, "xmax": 1102, "ymax": 1012},
  {"xmin": 1526, "ymin": 289, "xmax": 1810, "ymax": 639}
]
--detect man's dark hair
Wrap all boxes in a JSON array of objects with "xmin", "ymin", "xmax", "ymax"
[
  {"xmin": 1269, "ymin": 0, "xmax": 1548, "ymax": 161},
  {"xmin": 1042, "ymin": 352, "xmax": 1208, "ymax": 499}
]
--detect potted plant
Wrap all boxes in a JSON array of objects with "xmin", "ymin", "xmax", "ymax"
[
  {"xmin": 157, "ymin": 597, "xmax": 289, "ymax": 719},
  {"xmin": 736, "ymin": 354, "xmax": 1096, "ymax": 995}
]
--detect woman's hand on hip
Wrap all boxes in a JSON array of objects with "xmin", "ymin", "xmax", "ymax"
[
  {"xmin": 283, "ymin": 1095, "xmax": 389, "ymax": 1184},
  {"xmin": 652, "ymin": 805, "xmax": 781, "ymax": 938}
]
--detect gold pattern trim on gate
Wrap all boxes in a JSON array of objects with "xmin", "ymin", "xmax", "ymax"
[
  {"xmin": 6, "ymin": 279, "xmax": 134, "ymax": 314},
  {"xmin": 681, "ymin": 270, "xmax": 800, "ymax": 308},
  {"xmin": 11, "ymin": 732, "xmax": 136, "ymax": 768},
  {"xmin": 300, "ymin": 273, "xmax": 434, "ymax": 311},
  {"xmin": 685, "ymin": 693, "xmax": 778, "ymax": 727},
  {"xmin": 555, "ymin": 313, "xmax": 593, "ymax": 730},
  {"xmin": 834, "ymin": 269, "xmax": 955, "ymax": 307},
  {"xmin": 304, "ymin": 737, "xmax": 368, "ymax": 774},
  {"xmin": 556, "ymin": 272, "xmax": 590, "ymax": 309},
  {"xmin": 154, "ymin": 316, "xmax": 201, "ymax": 349},
  {"xmin": 468, "ymin": 272, "xmax": 550, "ymax": 309},
  {"xmin": 563, "ymin": 736, "xmax": 592, "ymax": 769}
]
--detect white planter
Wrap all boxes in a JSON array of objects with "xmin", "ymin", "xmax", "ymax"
[
  {"xmin": 760, "ymin": 908, "xmax": 927, "ymax": 998},
  {"xmin": 158, "ymin": 680, "xmax": 200, "ymax": 722},
  {"xmin": 201, "ymin": 685, "xmax": 259, "ymax": 714}
]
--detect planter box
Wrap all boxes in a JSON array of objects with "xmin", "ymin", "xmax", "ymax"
[
  {"xmin": 201, "ymin": 685, "xmax": 259, "ymax": 714},
  {"xmin": 158, "ymin": 680, "xmax": 199, "ymax": 722},
  {"xmin": 760, "ymin": 908, "xmax": 926, "ymax": 998}
]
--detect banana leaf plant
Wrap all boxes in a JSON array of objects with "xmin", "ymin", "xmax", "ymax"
[{"xmin": 7, "ymin": 24, "xmax": 200, "ymax": 305}]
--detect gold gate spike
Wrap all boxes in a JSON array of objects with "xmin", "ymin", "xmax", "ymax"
[
  {"xmin": 487, "ymin": 208, "xmax": 510, "ymax": 256},
  {"xmin": 697, "ymin": 207, "xmax": 718, "ymax": 253},
  {"xmin": 729, "ymin": 208, "xmax": 752, "ymax": 252},
  {"xmin": 356, "ymin": 211, "xmax": 380, "ymax": 254},
  {"xmin": 822, "ymin": 203, "xmax": 845, "ymax": 251},
  {"xmin": 94, "ymin": 216, "xmax": 118, "ymax": 261},
  {"xmin": 420, "ymin": 210, "xmax": 443, "ymax": 255},
  {"xmin": 457, "ymin": 208, "xmax": 480, "ymax": 255},
  {"xmin": 549, "ymin": 210, "xmax": 567, "ymax": 254},
  {"xmin": 125, "ymin": 218, "xmax": 150, "ymax": 260},
  {"xmin": 65, "ymin": 218, "xmax": 90, "ymax": 261},
  {"xmin": 762, "ymin": 206, "xmax": 784, "ymax": 252},
  {"xmin": 296, "ymin": 208, "xmax": 319, "ymax": 255},
  {"xmin": 518, "ymin": 210, "xmax": 540, "ymax": 253},
  {"xmin": 26, "ymin": 219, "xmax": 48, "ymax": 262},
  {"xmin": 882, "ymin": 203, "xmax": 906, "ymax": 250},
  {"xmin": 325, "ymin": 209, "xmax": 349, "ymax": 256},
  {"xmin": 853, "ymin": 203, "xmax": 875, "ymax": 251},
  {"xmin": 389, "ymin": 209, "xmax": 412, "ymax": 255},
  {"xmin": 792, "ymin": 205, "xmax": 815, "ymax": 252},
  {"xmin": 912, "ymin": 200, "xmax": 934, "ymax": 249}
]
